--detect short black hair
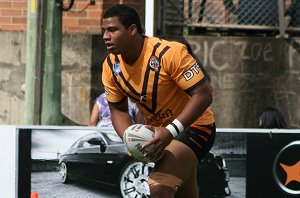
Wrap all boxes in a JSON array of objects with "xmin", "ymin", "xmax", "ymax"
[
  {"xmin": 103, "ymin": 4, "xmax": 144, "ymax": 35},
  {"xmin": 259, "ymin": 107, "xmax": 287, "ymax": 129}
]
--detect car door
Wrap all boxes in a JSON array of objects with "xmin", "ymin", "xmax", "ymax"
[
  {"xmin": 83, "ymin": 132, "xmax": 130, "ymax": 185},
  {"xmin": 73, "ymin": 133, "xmax": 108, "ymax": 182}
]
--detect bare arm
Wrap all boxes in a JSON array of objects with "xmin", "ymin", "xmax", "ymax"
[
  {"xmin": 135, "ymin": 111, "xmax": 145, "ymax": 124},
  {"xmin": 88, "ymin": 103, "xmax": 100, "ymax": 126},
  {"xmin": 177, "ymin": 80, "xmax": 213, "ymax": 127},
  {"xmin": 144, "ymin": 80, "xmax": 213, "ymax": 157},
  {"xmin": 109, "ymin": 99, "xmax": 133, "ymax": 138}
]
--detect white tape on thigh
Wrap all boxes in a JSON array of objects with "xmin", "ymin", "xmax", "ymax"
[{"xmin": 148, "ymin": 172, "xmax": 183, "ymax": 192}]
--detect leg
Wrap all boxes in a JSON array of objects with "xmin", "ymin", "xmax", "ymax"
[
  {"xmin": 148, "ymin": 140, "xmax": 198, "ymax": 198},
  {"xmin": 175, "ymin": 169, "xmax": 198, "ymax": 198},
  {"xmin": 148, "ymin": 124, "xmax": 216, "ymax": 198}
]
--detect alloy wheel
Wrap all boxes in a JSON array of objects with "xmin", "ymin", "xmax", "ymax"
[
  {"xmin": 120, "ymin": 162, "xmax": 154, "ymax": 198},
  {"xmin": 59, "ymin": 162, "xmax": 70, "ymax": 184}
]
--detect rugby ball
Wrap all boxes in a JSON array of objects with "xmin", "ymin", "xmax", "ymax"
[{"xmin": 123, "ymin": 124, "xmax": 159, "ymax": 162}]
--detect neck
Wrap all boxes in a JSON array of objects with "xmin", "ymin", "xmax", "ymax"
[{"xmin": 122, "ymin": 36, "xmax": 145, "ymax": 65}]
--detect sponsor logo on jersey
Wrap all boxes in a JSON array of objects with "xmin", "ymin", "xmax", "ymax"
[
  {"xmin": 272, "ymin": 141, "xmax": 300, "ymax": 195},
  {"xmin": 113, "ymin": 62, "xmax": 121, "ymax": 76},
  {"xmin": 182, "ymin": 63, "xmax": 201, "ymax": 81},
  {"xmin": 149, "ymin": 55, "xmax": 160, "ymax": 71},
  {"xmin": 148, "ymin": 109, "xmax": 173, "ymax": 124}
]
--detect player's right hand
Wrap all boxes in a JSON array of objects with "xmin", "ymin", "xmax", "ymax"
[{"xmin": 143, "ymin": 125, "xmax": 173, "ymax": 160}]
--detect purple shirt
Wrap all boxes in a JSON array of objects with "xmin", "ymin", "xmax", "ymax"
[{"xmin": 95, "ymin": 93, "xmax": 139, "ymax": 127}]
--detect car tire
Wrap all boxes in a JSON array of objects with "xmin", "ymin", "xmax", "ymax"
[
  {"xmin": 119, "ymin": 161, "xmax": 154, "ymax": 198},
  {"xmin": 224, "ymin": 186, "xmax": 231, "ymax": 196},
  {"xmin": 59, "ymin": 162, "xmax": 71, "ymax": 184}
]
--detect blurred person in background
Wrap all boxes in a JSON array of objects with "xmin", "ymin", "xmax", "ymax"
[
  {"xmin": 88, "ymin": 92, "xmax": 142, "ymax": 127},
  {"xmin": 285, "ymin": 0, "xmax": 300, "ymax": 27},
  {"xmin": 258, "ymin": 107, "xmax": 287, "ymax": 129}
]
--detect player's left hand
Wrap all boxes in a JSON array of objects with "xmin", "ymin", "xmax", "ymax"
[{"xmin": 142, "ymin": 125, "xmax": 173, "ymax": 159}]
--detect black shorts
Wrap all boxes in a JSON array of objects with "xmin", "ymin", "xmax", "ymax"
[{"xmin": 175, "ymin": 123, "xmax": 216, "ymax": 161}]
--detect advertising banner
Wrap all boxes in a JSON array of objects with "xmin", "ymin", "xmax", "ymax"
[{"xmin": 1, "ymin": 126, "xmax": 299, "ymax": 198}]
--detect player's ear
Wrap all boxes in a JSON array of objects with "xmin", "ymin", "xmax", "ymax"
[{"xmin": 129, "ymin": 24, "xmax": 138, "ymax": 36}]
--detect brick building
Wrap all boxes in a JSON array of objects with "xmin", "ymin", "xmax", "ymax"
[{"xmin": 0, "ymin": 0, "xmax": 145, "ymax": 34}]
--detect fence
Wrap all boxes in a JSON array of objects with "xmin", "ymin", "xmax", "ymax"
[{"xmin": 158, "ymin": 0, "xmax": 300, "ymax": 36}]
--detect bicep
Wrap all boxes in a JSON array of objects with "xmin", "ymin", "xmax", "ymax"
[{"xmin": 190, "ymin": 80, "xmax": 213, "ymax": 97}]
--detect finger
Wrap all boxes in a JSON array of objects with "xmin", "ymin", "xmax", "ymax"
[
  {"xmin": 147, "ymin": 148, "xmax": 163, "ymax": 160},
  {"xmin": 145, "ymin": 141, "xmax": 162, "ymax": 157},
  {"xmin": 142, "ymin": 138, "xmax": 158, "ymax": 148},
  {"xmin": 145, "ymin": 125, "xmax": 155, "ymax": 132}
]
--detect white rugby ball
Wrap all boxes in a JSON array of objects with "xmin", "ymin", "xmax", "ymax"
[{"xmin": 123, "ymin": 124, "xmax": 158, "ymax": 162}]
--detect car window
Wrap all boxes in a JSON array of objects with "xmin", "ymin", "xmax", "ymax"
[
  {"xmin": 102, "ymin": 133, "xmax": 123, "ymax": 145},
  {"xmin": 82, "ymin": 141, "xmax": 95, "ymax": 148},
  {"xmin": 70, "ymin": 133, "xmax": 98, "ymax": 149},
  {"xmin": 79, "ymin": 133, "xmax": 103, "ymax": 147}
]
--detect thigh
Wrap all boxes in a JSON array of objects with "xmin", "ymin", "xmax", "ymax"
[{"xmin": 152, "ymin": 140, "xmax": 198, "ymax": 186}]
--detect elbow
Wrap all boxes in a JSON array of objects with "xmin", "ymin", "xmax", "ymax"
[
  {"xmin": 209, "ymin": 93, "xmax": 213, "ymax": 106},
  {"xmin": 88, "ymin": 120, "xmax": 97, "ymax": 126},
  {"xmin": 205, "ymin": 92, "xmax": 213, "ymax": 108},
  {"xmin": 205, "ymin": 83, "xmax": 213, "ymax": 106}
]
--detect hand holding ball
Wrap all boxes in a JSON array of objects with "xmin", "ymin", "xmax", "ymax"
[{"xmin": 123, "ymin": 124, "xmax": 162, "ymax": 162}]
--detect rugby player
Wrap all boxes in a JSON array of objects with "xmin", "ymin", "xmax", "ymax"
[{"xmin": 101, "ymin": 4, "xmax": 216, "ymax": 198}]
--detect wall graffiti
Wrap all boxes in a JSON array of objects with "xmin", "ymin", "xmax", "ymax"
[
  {"xmin": 188, "ymin": 39, "xmax": 278, "ymax": 72},
  {"xmin": 186, "ymin": 37, "xmax": 300, "ymax": 128}
]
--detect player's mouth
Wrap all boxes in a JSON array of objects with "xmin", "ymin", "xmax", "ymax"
[{"xmin": 105, "ymin": 43, "xmax": 114, "ymax": 51}]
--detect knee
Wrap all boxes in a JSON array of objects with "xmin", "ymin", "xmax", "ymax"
[
  {"xmin": 147, "ymin": 172, "xmax": 182, "ymax": 197},
  {"xmin": 148, "ymin": 183, "xmax": 174, "ymax": 197}
]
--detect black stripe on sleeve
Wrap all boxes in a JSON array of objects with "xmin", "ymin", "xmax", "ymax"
[{"xmin": 184, "ymin": 78, "xmax": 206, "ymax": 95}]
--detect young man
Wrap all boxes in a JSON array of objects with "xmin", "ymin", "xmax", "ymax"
[{"xmin": 101, "ymin": 4, "xmax": 215, "ymax": 198}]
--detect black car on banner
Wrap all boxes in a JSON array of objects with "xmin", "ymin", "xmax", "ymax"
[{"xmin": 58, "ymin": 130, "xmax": 231, "ymax": 198}]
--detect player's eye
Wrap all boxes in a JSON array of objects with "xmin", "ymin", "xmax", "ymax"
[{"xmin": 107, "ymin": 27, "xmax": 117, "ymax": 32}]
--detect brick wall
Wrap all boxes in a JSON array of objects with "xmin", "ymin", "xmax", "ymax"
[{"xmin": 0, "ymin": 0, "xmax": 145, "ymax": 34}]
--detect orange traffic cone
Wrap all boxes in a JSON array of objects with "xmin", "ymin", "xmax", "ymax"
[{"xmin": 31, "ymin": 192, "xmax": 38, "ymax": 198}]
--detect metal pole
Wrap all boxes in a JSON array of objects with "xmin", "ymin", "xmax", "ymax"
[
  {"xmin": 145, "ymin": 0, "xmax": 154, "ymax": 36},
  {"xmin": 162, "ymin": 0, "xmax": 167, "ymax": 34},
  {"xmin": 33, "ymin": 0, "xmax": 44, "ymax": 125},
  {"xmin": 25, "ymin": 0, "xmax": 41, "ymax": 125},
  {"xmin": 41, "ymin": 0, "xmax": 62, "ymax": 125},
  {"xmin": 277, "ymin": 0, "xmax": 286, "ymax": 38},
  {"xmin": 25, "ymin": 0, "xmax": 62, "ymax": 125}
]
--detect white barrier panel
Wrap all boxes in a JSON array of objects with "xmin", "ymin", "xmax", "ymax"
[
  {"xmin": 0, "ymin": 125, "xmax": 17, "ymax": 198},
  {"xmin": 1, "ymin": 125, "xmax": 299, "ymax": 198}
]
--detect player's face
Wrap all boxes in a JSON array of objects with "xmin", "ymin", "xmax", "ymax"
[{"xmin": 101, "ymin": 16, "xmax": 131, "ymax": 55}]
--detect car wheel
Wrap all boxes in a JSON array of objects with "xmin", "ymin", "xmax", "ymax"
[
  {"xmin": 119, "ymin": 161, "xmax": 154, "ymax": 198},
  {"xmin": 59, "ymin": 162, "xmax": 71, "ymax": 184},
  {"xmin": 224, "ymin": 186, "xmax": 231, "ymax": 196}
]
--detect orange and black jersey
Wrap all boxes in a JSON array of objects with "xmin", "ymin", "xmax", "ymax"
[{"xmin": 102, "ymin": 37, "xmax": 214, "ymax": 127}]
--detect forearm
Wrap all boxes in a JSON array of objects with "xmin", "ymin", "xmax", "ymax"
[
  {"xmin": 111, "ymin": 110, "xmax": 132, "ymax": 138},
  {"xmin": 109, "ymin": 100, "xmax": 133, "ymax": 138}
]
